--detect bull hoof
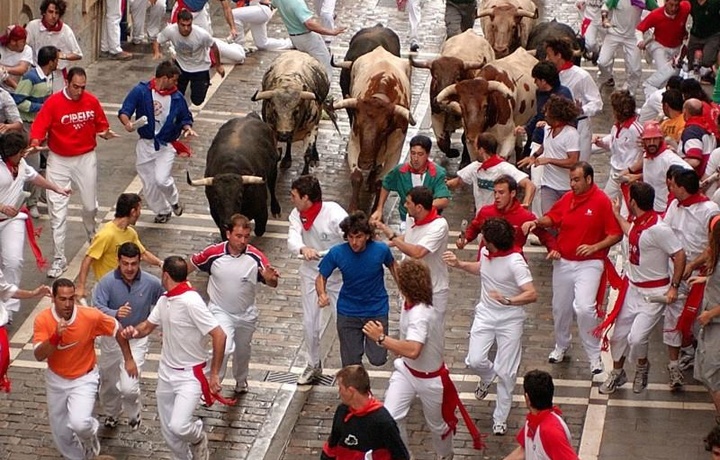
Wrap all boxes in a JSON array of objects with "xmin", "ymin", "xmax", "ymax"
[
  {"xmin": 446, "ymin": 148, "xmax": 461, "ymax": 159},
  {"xmin": 280, "ymin": 157, "xmax": 292, "ymax": 169}
]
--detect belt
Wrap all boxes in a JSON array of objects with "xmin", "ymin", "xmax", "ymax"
[
  {"xmin": 171, "ymin": 362, "xmax": 205, "ymax": 371},
  {"xmin": 289, "ymin": 31, "xmax": 310, "ymax": 36},
  {"xmin": 631, "ymin": 277, "xmax": 670, "ymax": 288}
]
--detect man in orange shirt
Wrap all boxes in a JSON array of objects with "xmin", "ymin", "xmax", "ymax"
[{"xmin": 33, "ymin": 278, "xmax": 129, "ymax": 459}]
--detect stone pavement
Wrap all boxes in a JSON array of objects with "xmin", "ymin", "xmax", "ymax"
[{"xmin": 0, "ymin": 0, "xmax": 717, "ymax": 459}]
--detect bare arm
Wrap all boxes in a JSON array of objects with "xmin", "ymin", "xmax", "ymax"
[
  {"xmin": 316, "ymin": 273, "xmax": 330, "ymax": 307},
  {"xmin": 59, "ymin": 51, "xmax": 81, "ymax": 62},
  {"xmin": 219, "ymin": 0, "xmax": 238, "ymax": 37},
  {"xmin": 443, "ymin": 250, "xmax": 480, "ymax": 275},
  {"xmin": 152, "ymin": 40, "xmax": 162, "ymax": 59},
  {"xmin": 304, "ymin": 17, "xmax": 346, "ymax": 36},
  {"xmin": 75, "ymin": 255, "xmax": 95, "ymax": 301},
  {"xmin": 362, "ymin": 320, "xmax": 423, "ymax": 359},
  {"xmin": 141, "ymin": 250, "xmax": 163, "ymax": 268},
  {"xmin": 519, "ymin": 178, "xmax": 535, "ymax": 207},
  {"xmin": 432, "ymin": 197, "xmax": 450, "ymax": 211},
  {"xmin": 207, "ymin": 326, "xmax": 227, "ymax": 393},
  {"xmin": 387, "ymin": 260, "xmax": 399, "ymax": 287},
  {"xmin": 538, "ymin": 151, "xmax": 579, "ymax": 169},
  {"xmin": 370, "ymin": 187, "xmax": 390, "ymax": 223}
]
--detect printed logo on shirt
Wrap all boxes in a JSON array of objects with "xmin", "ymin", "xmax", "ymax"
[
  {"xmin": 60, "ymin": 110, "xmax": 96, "ymax": 130},
  {"xmin": 477, "ymin": 178, "xmax": 495, "ymax": 191},
  {"xmin": 344, "ymin": 434, "xmax": 359, "ymax": 446},
  {"xmin": 56, "ymin": 341, "xmax": 79, "ymax": 351},
  {"xmin": 585, "ymin": 208, "xmax": 593, "ymax": 216},
  {"xmin": 321, "ymin": 233, "xmax": 329, "ymax": 241},
  {"xmin": 241, "ymin": 277, "xmax": 249, "ymax": 283}
]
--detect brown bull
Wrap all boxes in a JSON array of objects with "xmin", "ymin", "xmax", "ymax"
[{"xmin": 478, "ymin": 0, "xmax": 537, "ymax": 58}]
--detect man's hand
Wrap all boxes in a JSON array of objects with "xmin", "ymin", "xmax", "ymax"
[
  {"xmin": 99, "ymin": 129, "xmax": 120, "ymax": 140},
  {"xmin": 215, "ymin": 65, "xmax": 226, "ymax": 78},
  {"xmin": 521, "ymin": 220, "xmax": 537, "ymax": 235},
  {"xmin": 75, "ymin": 285, "xmax": 86, "ymax": 302},
  {"xmin": 488, "ymin": 291, "xmax": 505, "ymax": 302},
  {"xmin": 442, "ymin": 250, "xmax": 460, "ymax": 267},
  {"xmin": 120, "ymin": 326, "xmax": 138, "ymax": 340},
  {"xmin": 52, "ymin": 186, "xmax": 72, "ymax": 197},
  {"xmin": 125, "ymin": 358, "xmax": 139, "ymax": 379},
  {"xmin": 576, "ymin": 244, "xmax": 597, "ymax": 257},
  {"xmin": 209, "ymin": 372, "xmax": 222, "ymax": 393},
  {"xmin": 612, "ymin": 197, "xmax": 622, "ymax": 216},
  {"xmin": 514, "ymin": 126, "xmax": 526, "ymax": 135},
  {"xmin": 57, "ymin": 318, "xmax": 68, "ymax": 336},
  {"xmin": 369, "ymin": 209, "xmax": 383, "ymax": 225},
  {"xmin": 300, "ymin": 247, "xmax": 321, "ymax": 261},
  {"xmin": 637, "ymin": 40, "xmax": 646, "ymax": 50},
  {"xmin": 517, "ymin": 156, "xmax": 536, "ymax": 168},
  {"xmin": 374, "ymin": 220, "xmax": 394, "ymax": 240},
  {"xmin": 535, "ymin": 156, "xmax": 550, "ymax": 166},
  {"xmin": 698, "ymin": 310, "xmax": 715, "ymax": 326},
  {"xmin": 362, "ymin": 320, "xmax": 384, "ymax": 342},
  {"xmin": 152, "ymin": 51, "xmax": 162, "ymax": 60},
  {"xmin": 546, "ymin": 249, "xmax": 561, "ymax": 260},
  {"xmin": 123, "ymin": 121, "xmax": 135, "ymax": 133},
  {"xmin": 117, "ymin": 302, "xmax": 132, "ymax": 319},
  {"xmin": 456, "ymin": 235, "xmax": 467, "ymax": 249},
  {"xmin": 665, "ymin": 286, "xmax": 679, "ymax": 304},
  {"xmin": 689, "ymin": 275, "xmax": 707, "ymax": 285},
  {"xmin": 32, "ymin": 285, "xmax": 52, "ymax": 297},
  {"xmin": 330, "ymin": 26, "xmax": 347, "ymax": 36},
  {"xmin": 261, "ymin": 265, "xmax": 280, "ymax": 283},
  {"xmin": 0, "ymin": 205, "xmax": 18, "ymax": 218},
  {"xmin": 317, "ymin": 292, "xmax": 330, "ymax": 308},
  {"xmin": 182, "ymin": 126, "xmax": 197, "ymax": 138},
  {"xmin": 682, "ymin": 265, "xmax": 695, "ymax": 280}
]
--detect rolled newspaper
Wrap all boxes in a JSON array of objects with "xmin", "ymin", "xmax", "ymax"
[
  {"xmin": 701, "ymin": 171, "xmax": 720, "ymax": 188},
  {"xmin": 132, "ymin": 115, "xmax": 148, "ymax": 129},
  {"xmin": 296, "ymin": 250, "xmax": 328, "ymax": 259},
  {"xmin": 643, "ymin": 294, "xmax": 687, "ymax": 304}
]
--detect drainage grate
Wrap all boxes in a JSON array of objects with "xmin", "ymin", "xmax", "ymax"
[{"xmin": 264, "ymin": 371, "xmax": 336, "ymax": 386}]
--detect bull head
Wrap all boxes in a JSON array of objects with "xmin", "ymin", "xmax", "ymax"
[
  {"xmin": 487, "ymin": 81, "xmax": 514, "ymax": 100},
  {"xmin": 331, "ymin": 55, "xmax": 353, "ymax": 69},
  {"xmin": 186, "ymin": 171, "xmax": 265, "ymax": 187},
  {"xmin": 251, "ymin": 90, "xmax": 276, "ymax": 101}
]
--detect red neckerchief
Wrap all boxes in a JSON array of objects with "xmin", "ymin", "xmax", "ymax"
[
  {"xmin": 478, "ymin": 154, "xmax": 504, "ymax": 171},
  {"xmin": 496, "ymin": 198, "xmax": 522, "ymax": 215},
  {"xmin": 569, "ymin": 183, "xmax": 598, "ymax": 210},
  {"xmin": 628, "ymin": 211, "xmax": 658, "ymax": 265},
  {"xmin": 684, "ymin": 115, "xmax": 713, "ymax": 135},
  {"xmin": 614, "ymin": 116, "xmax": 637, "ymax": 138},
  {"xmin": 644, "ymin": 142, "xmax": 667, "ymax": 159},
  {"xmin": 4, "ymin": 160, "xmax": 17, "ymax": 179},
  {"xmin": 486, "ymin": 248, "xmax": 520, "ymax": 259},
  {"xmin": 412, "ymin": 207, "xmax": 441, "ymax": 227},
  {"xmin": 559, "ymin": 61, "xmax": 574, "ymax": 71},
  {"xmin": 150, "ymin": 78, "xmax": 178, "ymax": 96},
  {"xmin": 678, "ymin": 193, "xmax": 710, "ymax": 207},
  {"xmin": 165, "ymin": 281, "xmax": 194, "ymax": 298},
  {"xmin": 398, "ymin": 160, "xmax": 438, "ymax": 177},
  {"xmin": 526, "ymin": 407, "xmax": 563, "ymax": 439},
  {"xmin": 403, "ymin": 300, "xmax": 415, "ymax": 311},
  {"xmin": 343, "ymin": 397, "xmax": 384, "ymax": 422},
  {"xmin": 41, "ymin": 18, "xmax": 63, "ymax": 32},
  {"xmin": 299, "ymin": 201, "xmax": 322, "ymax": 231}
]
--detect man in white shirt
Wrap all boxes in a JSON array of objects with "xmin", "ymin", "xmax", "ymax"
[
  {"xmin": 0, "ymin": 25, "xmax": 33, "ymax": 93},
  {"xmin": 596, "ymin": 0, "xmax": 644, "ymax": 95},
  {"xmin": 101, "ymin": 0, "xmax": 134, "ymax": 60},
  {"xmin": 129, "ymin": 0, "xmax": 168, "ymax": 44}
]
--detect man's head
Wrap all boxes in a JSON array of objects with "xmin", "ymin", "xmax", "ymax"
[
  {"xmin": 65, "ymin": 67, "xmax": 87, "ymax": 101},
  {"xmin": 161, "ymin": 256, "xmax": 188, "ymax": 288},
  {"xmin": 117, "ymin": 242, "xmax": 142, "ymax": 284},
  {"xmin": 0, "ymin": 25, "xmax": 27, "ymax": 53},
  {"xmin": 569, "ymin": 162, "xmax": 594, "ymax": 195},
  {"xmin": 225, "ymin": 214, "xmax": 252, "ymax": 253},
  {"xmin": 628, "ymin": 182, "xmax": 655, "ymax": 215},
  {"xmin": 544, "ymin": 95, "xmax": 580, "ymax": 127},
  {"xmin": 493, "ymin": 175, "xmax": 518, "ymax": 211},
  {"xmin": 681, "ymin": 78, "xmax": 709, "ymax": 102},
  {"xmin": 154, "ymin": 60, "xmax": 181, "ymax": 91},
  {"xmin": 408, "ymin": 135, "xmax": 432, "ymax": 172},
  {"xmin": 666, "ymin": 75, "xmax": 683, "ymax": 92},
  {"xmin": 52, "ymin": 278, "xmax": 76, "ymax": 320},
  {"xmin": 339, "ymin": 211, "xmax": 373, "ymax": 253},
  {"xmin": 476, "ymin": 133, "xmax": 498, "ymax": 160},
  {"xmin": 662, "ymin": 89, "xmax": 684, "ymax": 117},
  {"xmin": 336, "ymin": 365, "xmax": 371, "ymax": 406},
  {"xmin": 641, "ymin": 120, "xmax": 664, "ymax": 155},
  {"xmin": 531, "ymin": 61, "xmax": 561, "ymax": 91},
  {"xmin": 683, "ymin": 98, "xmax": 703, "ymax": 121},
  {"xmin": 114, "ymin": 193, "xmax": 142, "ymax": 223},
  {"xmin": 666, "ymin": 164, "xmax": 688, "ymax": 191},
  {"xmin": 290, "ymin": 175, "xmax": 322, "ymax": 212},
  {"xmin": 396, "ymin": 258, "xmax": 433, "ymax": 307},
  {"xmin": 481, "ymin": 217, "xmax": 515, "ymax": 252},
  {"xmin": 544, "ymin": 38, "xmax": 574, "ymax": 68},
  {"xmin": 610, "ymin": 90, "xmax": 636, "ymax": 123},
  {"xmin": 40, "ymin": 0, "xmax": 67, "ymax": 24},
  {"xmin": 0, "ymin": 131, "xmax": 28, "ymax": 165},
  {"xmin": 664, "ymin": 0, "xmax": 680, "ymax": 15},
  {"xmin": 177, "ymin": 9, "xmax": 194, "ymax": 36},
  {"xmin": 671, "ymin": 168, "xmax": 700, "ymax": 199},
  {"xmin": 706, "ymin": 425, "xmax": 720, "ymax": 459},
  {"xmin": 523, "ymin": 369, "xmax": 555, "ymax": 411},
  {"xmin": 405, "ymin": 186, "xmax": 433, "ymax": 219},
  {"xmin": 37, "ymin": 45, "xmax": 60, "ymax": 71}
]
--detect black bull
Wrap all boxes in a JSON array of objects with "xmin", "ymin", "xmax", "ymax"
[{"xmin": 526, "ymin": 20, "xmax": 586, "ymax": 66}]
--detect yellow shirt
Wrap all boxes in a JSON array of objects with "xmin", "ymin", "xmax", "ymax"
[
  {"xmin": 86, "ymin": 221, "xmax": 146, "ymax": 280},
  {"xmin": 661, "ymin": 114, "xmax": 685, "ymax": 143}
]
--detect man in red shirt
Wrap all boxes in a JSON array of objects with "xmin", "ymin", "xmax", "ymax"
[
  {"xmin": 29, "ymin": 67, "xmax": 119, "ymax": 278},
  {"xmin": 523, "ymin": 162, "xmax": 623, "ymax": 376},
  {"xmin": 457, "ymin": 175, "xmax": 556, "ymax": 256}
]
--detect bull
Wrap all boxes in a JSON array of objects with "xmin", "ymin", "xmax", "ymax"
[
  {"xmin": 526, "ymin": 20, "xmax": 585, "ymax": 66},
  {"xmin": 252, "ymin": 50, "xmax": 330, "ymax": 175},
  {"xmin": 410, "ymin": 29, "xmax": 495, "ymax": 164},
  {"xmin": 186, "ymin": 114, "xmax": 280, "ymax": 238},
  {"xmin": 436, "ymin": 48, "xmax": 538, "ymax": 161},
  {"xmin": 332, "ymin": 46, "xmax": 415, "ymax": 211},
  {"xmin": 477, "ymin": 0, "xmax": 538, "ymax": 58}
]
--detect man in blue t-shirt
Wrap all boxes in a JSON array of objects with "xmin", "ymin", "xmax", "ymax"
[{"xmin": 317, "ymin": 211, "xmax": 398, "ymax": 367}]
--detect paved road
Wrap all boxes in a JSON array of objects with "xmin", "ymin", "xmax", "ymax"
[{"xmin": 0, "ymin": 0, "xmax": 716, "ymax": 459}]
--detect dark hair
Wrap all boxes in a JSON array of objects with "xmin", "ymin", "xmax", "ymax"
[
  {"xmin": 115, "ymin": 193, "xmax": 142, "ymax": 218},
  {"xmin": 0, "ymin": 131, "xmax": 28, "ymax": 160},
  {"xmin": 494, "ymin": 174, "xmax": 518, "ymax": 193},
  {"xmin": 37, "ymin": 45, "xmax": 59, "ymax": 67},
  {"xmin": 155, "ymin": 60, "xmax": 181, "ymax": 79},
  {"xmin": 291, "ymin": 175, "xmax": 322, "ymax": 203},
  {"xmin": 531, "ymin": 61, "xmax": 561, "ymax": 87},
  {"xmin": 666, "ymin": 163, "xmax": 688, "ymax": 180},
  {"xmin": 118, "ymin": 242, "xmax": 142, "ymax": 260},
  {"xmin": 545, "ymin": 37, "xmax": 574, "ymax": 62},
  {"xmin": 674, "ymin": 168, "xmax": 700, "ymax": 194},
  {"xmin": 40, "ymin": 0, "xmax": 67, "ymax": 16},
  {"xmin": 177, "ymin": 8, "xmax": 194, "ymax": 22},
  {"xmin": 407, "ymin": 186, "xmax": 433, "ymax": 211},
  {"xmin": 680, "ymin": 78, "xmax": 711, "ymax": 102},
  {"xmin": 706, "ymin": 425, "xmax": 720, "ymax": 451},
  {"xmin": 610, "ymin": 90, "xmax": 636, "ymax": 122},
  {"xmin": 397, "ymin": 259, "xmax": 433, "ymax": 306},
  {"xmin": 666, "ymin": 75, "xmax": 683, "ymax": 91},
  {"xmin": 706, "ymin": 215, "xmax": 720, "ymax": 276},
  {"xmin": 409, "ymin": 135, "xmax": 432, "ymax": 153},
  {"xmin": 476, "ymin": 133, "xmax": 498, "ymax": 154},
  {"xmin": 52, "ymin": 278, "xmax": 75, "ymax": 296},
  {"xmin": 661, "ymin": 89, "xmax": 684, "ymax": 112},
  {"xmin": 336, "ymin": 364, "xmax": 371, "ymax": 395},
  {"xmin": 629, "ymin": 182, "xmax": 655, "ymax": 211},
  {"xmin": 481, "ymin": 217, "xmax": 515, "ymax": 251},
  {"xmin": 544, "ymin": 94, "xmax": 580, "ymax": 124},
  {"xmin": 339, "ymin": 211, "xmax": 373, "ymax": 239},
  {"xmin": 225, "ymin": 214, "xmax": 251, "ymax": 233},
  {"xmin": 572, "ymin": 161, "xmax": 594, "ymax": 181},
  {"xmin": 523, "ymin": 369, "xmax": 554, "ymax": 410},
  {"xmin": 162, "ymin": 256, "xmax": 188, "ymax": 282},
  {"xmin": 66, "ymin": 67, "xmax": 86, "ymax": 82}
]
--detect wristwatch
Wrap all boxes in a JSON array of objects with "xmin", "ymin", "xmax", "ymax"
[
  {"xmin": 377, "ymin": 334, "xmax": 386, "ymax": 346},
  {"xmin": 671, "ymin": 281, "xmax": 681, "ymax": 289},
  {"xmin": 389, "ymin": 233, "xmax": 398, "ymax": 241},
  {"xmin": 502, "ymin": 297, "xmax": 512, "ymax": 305}
]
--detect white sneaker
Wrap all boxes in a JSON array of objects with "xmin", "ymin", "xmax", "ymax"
[
  {"xmin": 474, "ymin": 378, "xmax": 494, "ymax": 400},
  {"xmin": 599, "ymin": 369, "xmax": 627, "ymax": 394},
  {"xmin": 189, "ymin": 432, "xmax": 209, "ymax": 460},
  {"xmin": 234, "ymin": 381, "xmax": 249, "ymax": 394},
  {"xmin": 47, "ymin": 259, "xmax": 67, "ymax": 278},
  {"xmin": 297, "ymin": 363, "xmax": 322, "ymax": 385},
  {"xmin": 493, "ymin": 421, "xmax": 508, "ymax": 435},
  {"xmin": 590, "ymin": 357, "xmax": 604, "ymax": 375},
  {"xmin": 548, "ymin": 346, "xmax": 567, "ymax": 363},
  {"xmin": 83, "ymin": 432, "xmax": 100, "ymax": 459},
  {"xmin": 668, "ymin": 363, "xmax": 684, "ymax": 390},
  {"xmin": 28, "ymin": 205, "xmax": 40, "ymax": 218}
]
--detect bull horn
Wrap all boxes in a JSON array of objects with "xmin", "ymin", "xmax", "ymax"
[
  {"xmin": 487, "ymin": 81, "xmax": 514, "ymax": 100},
  {"xmin": 333, "ymin": 98, "xmax": 358, "ymax": 110},
  {"xmin": 393, "ymin": 105, "xmax": 416, "ymax": 126},
  {"xmin": 463, "ymin": 61, "xmax": 486, "ymax": 70},
  {"xmin": 330, "ymin": 55, "xmax": 353, "ymax": 69},
  {"xmin": 409, "ymin": 54, "xmax": 433, "ymax": 69},
  {"xmin": 447, "ymin": 101, "xmax": 462, "ymax": 115},
  {"xmin": 241, "ymin": 175, "xmax": 265, "ymax": 184},
  {"xmin": 436, "ymin": 84, "xmax": 458, "ymax": 105},
  {"xmin": 251, "ymin": 90, "xmax": 275, "ymax": 101},
  {"xmin": 300, "ymin": 91, "xmax": 317, "ymax": 100},
  {"xmin": 186, "ymin": 171, "xmax": 214, "ymax": 186},
  {"xmin": 515, "ymin": 8, "xmax": 537, "ymax": 18},
  {"xmin": 476, "ymin": 8, "xmax": 494, "ymax": 18}
]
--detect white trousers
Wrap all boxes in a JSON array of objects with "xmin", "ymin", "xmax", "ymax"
[
  {"xmin": 0, "ymin": 218, "xmax": 25, "ymax": 313},
  {"xmin": 530, "ymin": 163, "xmax": 544, "ymax": 218},
  {"xmin": 610, "ymin": 284, "xmax": 666, "ymax": 362},
  {"xmin": 47, "ymin": 151, "xmax": 98, "ymax": 262},
  {"xmin": 98, "ymin": 335, "xmax": 149, "ymax": 420},
  {"xmin": 384, "ymin": 358, "xmax": 453, "ymax": 457},
  {"xmin": 156, "ymin": 362, "xmax": 205, "ymax": 460},
  {"xmin": 643, "ymin": 43, "xmax": 681, "ymax": 99},
  {"xmin": 583, "ymin": 8, "xmax": 605, "ymax": 55},
  {"xmin": 290, "ymin": 32, "xmax": 332, "ymax": 80},
  {"xmin": 172, "ymin": 3, "xmax": 213, "ymax": 34},
  {"xmin": 135, "ymin": 139, "xmax": 179, "ymax": 215},
  {"xmin": 407, "ymin": 0, "xmax": 422, "ymax": 41},
  {"xmin": 215, "ymin": 38, "xmax": 247, "ymax": 64},
  {"xmin": 664, "ymin": 279, "xmax": 690, "ymax": 347},
  {"xmin": 604, "ymin": 167, "xmax": 629, "ymax": 218},
  {"xmin": 466, "ymin": 306, "xmax": 525, "ymax": 424},
  {"xmin": 232, "ymin": 5, "xmax": 293, "ymax": 50},
  {"xmin": 597, "ymin": 33, "xmax": 642, "ymax": 95},
  {"xmin": 101, "ymin": 0, "xmax": 124, "ymax": 54},
  {"xmin": 434, "ymin": 288, "xmax": 449, "ymax": 326},
  {"xmin": 314, "ymin": 0, "xmax": 336, "ymax": 41},
  {"xmin": 211, "ymin": 304, "xmax": 257, "ymax": 386},
  {"xmin": 129, "ymin": 0, "xmax": 167, "ymax": 41},
  {"xmin": 46, "ymin": 368, "xmax": 100, "ymax": 460},
  {"xmin": 577, "ymin": 118, "xmax": 593, "ymax": 162},
  {"xmin": 300, "ymin": 272, "xmax": 340, "ymax": 367},
  {"xmin": 552, "ymin": 258, "xmax": 603, "ymax": 362}
]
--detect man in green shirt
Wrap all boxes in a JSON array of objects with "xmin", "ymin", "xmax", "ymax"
[{"xmin": 688, "ymin": 0, "xmax": 720, "ymax": 82}]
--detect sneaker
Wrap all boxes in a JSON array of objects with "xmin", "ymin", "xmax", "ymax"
[
  {"xmin": 599, "ymin": 369, "xmax": 627, "ymax": 394},
  {"xmin": 492, "ymin": 421, "xmax": 508, "ymax": 436},
  {"xmin": 154, "ymin": 213, "xmax": 171, "ymax": 223},
  {"xmin": 129, "ymin": 415, "xmax": 142, "ymax": 431},
  {"xmin": 103, "ymin": 416, "xmax": 119, "ymax": 428},
  {"xmin": 668, "ymin": 364, "xmax": 684, "ymax": 390},
  {"xmin": 109, "ymin": 50, "xmax": 133, "ymax": 61},
  {"xmin": 548, "ymin": 346, "xmax": 567, "ymax": 363},
  {"xmin": 590, "ymin": 357, "xmax": 604, "ymax": 375},
  {"xmin": 83, "ymin": 432, "xmax": 100, "ymax": 459},
  {"xmin": 28, "ymin": 205, "xmax": 40, "ymax": 218},
  {"xmin": 235, "ymin": 381, "xmax": 249, "ymax": 394},
  {"xmin": 678, "ymin": 347, "xmax": 695, "ymax": 371},
  {"xmin": 172, "ymin": 201, "xmax": 184, "ymax": 217},
  {"xmin": 633, "ymin": 363, "xmax": 650, "ymax": 393},
  {"xmin": 409, "ymin": 40, "xmax": 420, "ymax": 53},
  {"xmin": 189, "ymin": 432, "xmax": 209, "ymax": 460},
  {"xmin": 47, "ymin": 259, "xmax": 67, "ymax": 278},
  {"xmin": 602, "ymin": 77, "xmax": 615, "ymax": 88},
  {"xmin": 297, "ymin": 363, "xmax": 322, "ymax": 385},
  {"xmin": 474, "ymin": 378, "xmax": 493, "ymax": 400}
]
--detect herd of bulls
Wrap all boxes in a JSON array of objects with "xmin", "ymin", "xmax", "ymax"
[{"xmin": 187, "ymin": 5, "xmax": 586, "ymax": 239}]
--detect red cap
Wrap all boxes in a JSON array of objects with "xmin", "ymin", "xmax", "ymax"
[
  {"xmin": 641, "ymin": 120, "xmax": 663, "ymax": 139},
  {"xmin": 0, "ymin": 25, "xmax": 27, "ymax": 46}
]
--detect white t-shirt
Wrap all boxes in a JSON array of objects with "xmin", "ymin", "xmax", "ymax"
[
  {"xmin": 152, "ymin": 91, "xmax": 171, "ymax": 135},
  {"xmin": 148, "ymin": 289, "xmax": 219, "ymax": 369},
  {"xmin": 25, "ymin": 19, "xmax": 83, "ymax": 92},
  {"xmin": 540, "ymin": 125, "xmax": 579, "ymax": 191},
  {"xmin": 0, "ymin": 158, "xmax": 38, "ymax": 219},
  {"xmin": 663, "ymin": 199, "xmax": 720, "ymax": 261},
  {"xmin": 157, "ymin": 24, "xmax": 215, "ymax": 72},
  {"xmin": 704, "ymin": 148, "xmax": 720, "ymax": 203},
  {"xmin": 627, "ymin": 220, "xmax": 683, "ymax": 284},
  {"xmin": 642, "ymin": 149, "xmax": 692, "ymax": 212},
  {"xmin": 559, "ymin": 66, "xmax": 602, "ymax": 118},
  {"xmin": 400, "ymin": 303, "xmax": 444, "ymax": 373},
  {"xmin": 0, "ymin": 44, "xmax": 33, "ymax": 92},
  {"xmin": 404, "ymin": 216, "xmax": 450, "ymax": 292},
  {"xmin": 477, "ymin": 249, "xmax": 532, "ymax": 317},
  {"xmin": 457, "ymin": 160, "xmax": 529, "ymax": 211},
  {"xmin": 602, "ymin": 119, "xmax": 643, "ymax": 171},
  {"xmin": 287, "ymin": 201, "xmax": 348, "ymax": 279},
  {"xmin": 0, "ymin": 270, "xmax": 18, "ymax": 327}
]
